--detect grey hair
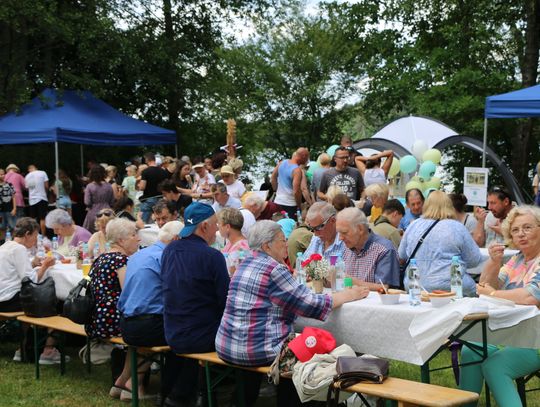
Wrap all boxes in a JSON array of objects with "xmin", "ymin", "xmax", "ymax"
[
  {"xmin": 244, "ymin": 194, "xmax": 264, "ymax": 209},
  {"xmin": 247, "ymin": 220, "xmax": 282, "ymax": 251},
  {"xmin": 158, "ymin": 221, "xmax": 184, "ymax": 243},
  {"xmin": 337, "ymin": 207, "xmax": 368, "ymax": 229},
  {"xmin": 45, "ymin": 209, "xmax": 73, "ymax": 228},
  {"xmin": 306, "ymin": 201, "xmax": 336, "ymax": 223},
  {"xmin": 106, "ymin": 218, "xmax": 137, "ymax": 244},
  {"xmin": 13, "ymin": 217, "xmax": 39, "ymax": 238}
]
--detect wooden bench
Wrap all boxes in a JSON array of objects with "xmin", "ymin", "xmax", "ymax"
[
  {"xmin": 181, "ymin": 352, "xmax": 479, "ymax": 407},
  {"xmin": 0, "ymin": 311, "xmax": 24, "ymax": 320},
  {"xmin": 17, "ymin": 315, "xmax": 90, "ymax": 378}
]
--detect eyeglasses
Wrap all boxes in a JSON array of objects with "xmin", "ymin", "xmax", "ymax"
[
  {"xmin": 334, "ymin": 155, "xmax": 349, "ymax": 160},
  {"xmin": 96, "ymin": 211, "xmax": 114, "ymax": 218},
  {"xmin": 510, "ymin": 224, "xmax": 538, "ymax": 236},
  {"xmin": 307, "ymin": 215, "xmax": 334, "ymax": 232}
]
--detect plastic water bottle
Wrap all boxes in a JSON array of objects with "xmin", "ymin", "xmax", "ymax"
[
  {"xmin": 295, "ymin": 252, "xmax": 306, "ymax": 285},
  {"xmin": 450, "ymin": 255, "xmax": 463, "ymax": 299},
  {"xmin": 408, "ymin": 259, "xmax": 421, "ymax": 306},
  {"xmin": 37, "ymin": 235, "xmax": 45, "ymax": 258},
  {"xmin": 335, "ymin": 256, "xmax": 346, "ymax": 292},
  {"xmin": 105, "ymin": 242, "xmax": 111, "ymax": 252},
  {"xmin": 296, "ymin": 209, "xmax": 302, "ymax": 224},
  {"xmin": 93, "ymin": 243, "xmax": 100, "ymax": 260},
  {"xmin": 52, "ymin": 236, "xmax": 59, "ymax": 252},
  {"xmin": 5, "ymin": 231, "xmax": 11, "ymax": 242}
]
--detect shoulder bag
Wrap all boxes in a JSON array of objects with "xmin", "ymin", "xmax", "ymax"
[
  {"xmin": 63, "ymin": 278, "xmax": 94, "ymax": 324},
  {"xmin": 20, "ymin": 276, "xmax": 57, "ymax": 317},
  {"xmin": 326, "ymin": 356, "xmax": 389, "ymax": 407}
]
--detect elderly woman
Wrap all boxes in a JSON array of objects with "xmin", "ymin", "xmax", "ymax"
[
  {"xmin": 217, "ymin": 208, "xmax": 250, "ymax": 275},
  {"xmin": 87, "ymin": 208, "xmax": 116, "ymax": 256},
  {"xmin": 45, "ymin": 209, "xmax": 91, "ymax": 256},
  {"xmin": 364, "ymin": 183, "xmax": 389, "ymax": 223},
  {"xmin": 85, "ymin": 218, "xmax": 140, "ymax": 339},
  {"xmin": 459, "ymin": 205, "xmax": 540, "ymax": 406},
  {"xmin": 0, "ymin": 218, "xmax": 57, "ymax": 362},
  {"xmin": 398, "ymin": 190, "xmax": 482, "ymax": 295},
  {"xmin": 83, "ymin": 165, "xmax": 115, "ymax": 233},
  {"xmin": 215, "ymin": 220, "xmax": 369, "ymax": 406}
]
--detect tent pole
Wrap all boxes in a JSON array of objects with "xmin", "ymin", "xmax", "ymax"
[
  {"xmin": 55, "ymin": 142, "xmax": 59, "ymax": 181},
  {"xmin": 80, "ymin": 145, "xmax": 84, "ymax": 176},
  {"xmin": 482, "ymin": 119, "xmax": 487, "ymax": 168},
  {"xmin": 175, "ymin": 144, "xmax": 178, "ymax": 158}
]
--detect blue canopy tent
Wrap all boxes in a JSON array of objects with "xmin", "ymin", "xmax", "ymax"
[
  {"xmin": 483, "ymin": 84, "xmax": 540, "ymax": 166},
  {"xmin": 0, "ymin": 88, "xmax": 176, "ymax": 176}
]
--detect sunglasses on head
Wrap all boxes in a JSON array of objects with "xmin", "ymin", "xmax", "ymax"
[
  {"xmin": 307, "ymin": 215, "xmax": 334, "ymax": 232},
  {"xmin": 489, "ymin": 186, "xmax": 512, "ymax": 200},
  {"xmin": 96, "ymin": 211, "xmax": 114, "ymax": 218}
]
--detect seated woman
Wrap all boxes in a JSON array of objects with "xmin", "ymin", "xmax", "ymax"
[
  {"xmin": 114, "ymin": 221, "xmax": 183, "ymax": 401},
  {"xmin": 449, "ymin": 193, "xmax": 477, "ymax": 236},
  {"xmin": 364, "ymin": 183, "xmax": 389, "ymax": 223},
  {"xmin": 217, "ymin": 207, "xmax": 250, "ymax": 275},
  {"xmin": 215, "ymin": 220, "xmax": 369, "ymax": 407},
  {"xmin": 398, "ymin": 190, "xmax": 482, "ymax": 295},
  {"xmin": 87, "ymin": 208, "xmax": 116, "ymax": 256},
  {"xmin": 460, "ymin": 205, "xmax": 540, "ymax": 407},
  {"xmin": 44, "ymin": 209, "xmax": 91, "ymax": 257},
  {"xmin": 0, "ymin": 217, "xmax": 56, "ymax": 362}
]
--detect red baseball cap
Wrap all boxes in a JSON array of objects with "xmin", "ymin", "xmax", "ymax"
[{"xmin": 288, "ymin": 327, "xmax": 337, "ymax": 362}]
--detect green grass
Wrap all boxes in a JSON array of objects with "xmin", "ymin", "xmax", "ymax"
[{"xmin": 0, "ymin": 333, "xmax": 538, "ymax": 407}]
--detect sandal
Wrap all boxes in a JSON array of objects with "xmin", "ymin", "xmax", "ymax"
[{"xmin": 109, "ymin": 385, "xmax": 128, "ymax": 399}]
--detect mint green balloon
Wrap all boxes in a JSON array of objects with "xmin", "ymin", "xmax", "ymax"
[
  {"xmin": 326, "ymin": 145, "xmax": 339, "ymax": 157},
  {"xmin": 306, "ymin": 161, "xmax": 319, "ymax": 181},
  {"xmin": 422, "ymin": 149, "xmax": 442, "ymax": 164},
  {"xmin": 419, "ymin": 161, "xmax": 436, "ymax": 180},
  {"xmin": 400, "ymin": 155, "xmax": 417, "ymax": 174},
  {"xmin": 424, "ymin": 176, "xmax": 441, "ymax": 190}
]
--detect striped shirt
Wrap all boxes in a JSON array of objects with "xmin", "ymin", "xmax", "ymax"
[
  {"xmin": 302, "ymin": 233, "xmax": 346, "ymax": 261},
  {"xmin": 215, "ymin": 251, "xmax": 332, "ymax": 366},
  {"xmin": 343, "ymin": 232, "xmax": 400, "ymax": 287}
]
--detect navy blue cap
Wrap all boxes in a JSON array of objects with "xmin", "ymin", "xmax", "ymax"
[{"xmin": 180, "ymin": 202, "xmax": 215, "ymax": 238}]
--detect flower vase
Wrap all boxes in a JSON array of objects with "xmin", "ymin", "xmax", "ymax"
[{"xmin": 312, "ymin": 279, "xmax": 324, "ymax": 294}]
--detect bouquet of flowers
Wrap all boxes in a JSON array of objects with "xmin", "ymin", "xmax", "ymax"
[{"xmin": 301, "ymin": 253, "xmax": 329, "ymax": 281}]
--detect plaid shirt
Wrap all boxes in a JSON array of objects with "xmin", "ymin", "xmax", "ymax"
[
  {"xmin": 302, "ymin": 232, "xmax": 345, "ymax": 261},
  {"xmin": 343, "ymin": 232, "xmax": 400, "ymax": 287},
  {"xmin": 215, "ymin": 251, "xmax": 332, "ymax": 366}
]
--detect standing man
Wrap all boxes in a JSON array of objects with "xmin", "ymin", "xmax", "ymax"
[
  {"xmin": 192, "ymin": 162, "xmax": 216, "ymax": 205},
  {"xmin": 5, "ymin": 164, "xmax": 25, "ymax": 224},
  {"xmin": 399, "ymin": 188, "xmax": 425, "ymax": 231},
  {"xmin": 336, "ymin": 207, "xmax": 400, "ymax": 289},
  {"xmin": 139, "ymin": 152, "xmax": 169, "ymax": 224},
  {"xmin": 318, "ymin": 146, "xmax": 365, "ymax": 201},
  {"xmin": 473, "ymin": 186, "xmax": 514, "ymax": 247},
  {"xmin": 161, "ymin": 202, "xmax": 229, "ymax": 406},
  {"xmin": 271, "ymin": 147, "xmax": 309, "ymax": 219},
  {"xmin": 25, "ymin": 164, "xmax": 49, "ymax": 236}
]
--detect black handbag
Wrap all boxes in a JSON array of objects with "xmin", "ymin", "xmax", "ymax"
[
  {"xmin": 20, "ymin": 276, "xmax": 57, "ymax": 317},
  {"xmin": 62, "ymin": 278, "xmax": 94, "ymax": 324},
  {"xmin": 326, "ymin": 356, "xmax": 389, "ymax": 407}
]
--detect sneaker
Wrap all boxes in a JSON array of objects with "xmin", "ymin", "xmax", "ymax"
[
  {"xmin": 39, "ymin": 348, "xmax": 71, "ymax": 365},
  {"xmin": 12, "ymin": 350, "xmax": 21, "ymax": 362}
]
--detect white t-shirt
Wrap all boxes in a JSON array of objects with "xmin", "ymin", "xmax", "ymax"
[
  {"xmin": 222, "ymin": 180, "xmax": 246, "ymax": 200},
  {"xmin": 25, "ymin": 170, "xmax": 49, "ymax": 205},
  {"xmin": 0, "ymin": 241, "xmax": 38, "ymax": 302}
]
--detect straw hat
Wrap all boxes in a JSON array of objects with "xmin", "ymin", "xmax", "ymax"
[{"xmin": 5, "ymin": 164, "xmax": 20, "ymax": 172}]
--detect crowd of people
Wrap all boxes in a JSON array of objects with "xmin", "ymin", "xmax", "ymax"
[{"xmin": 0, "ymin": 143, "xmax": 538, "ymax": 407}]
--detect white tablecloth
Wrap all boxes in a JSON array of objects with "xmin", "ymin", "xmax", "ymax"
[
  {"xmin": 44, "ymin": 264, "xmax": 83, "ymax": 301},
  {"xmin": 296, "ymin": 291, "xmax": 540, "ymax": 365}
]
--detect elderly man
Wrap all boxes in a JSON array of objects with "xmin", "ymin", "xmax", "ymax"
[
  {"xmin": 336, "ymin": 207, "xmax": 400, "ymax": 289},
  {"xmin": 473, "ymin": 186, "xmax": 514, "ymax": 247},
  {"xmin": 302, "ymin": 202, "xmax": 345, "ymax": 260},
  {"xmin": 371, "ymin": 199, "xmax": 405, "ymax": 249},
  {"xmin": 161, "ymin": 202, "xmax": 229, "ymax": 406},
  {"xmin": 211, "ymin": 183, "xmax": 241, "ymax": 212},
  {"xmin": 271, "ymin": 147, "xmax": 309, "ymax": 219},
  {"xmin": 318, "ymin": 146, "xmax": 364, "ymax": 201},
  {"xmin": 399, "ymin": 188, "xmax": 424, "ymax": 231},
  {"xmin": 243, "ymin": 194, "xmax": 282, "ymax": 220}
]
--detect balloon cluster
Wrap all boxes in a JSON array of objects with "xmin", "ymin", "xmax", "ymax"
[{"xmin": 397, "ymin": 141, "xmax": 442, "ymax": 195}]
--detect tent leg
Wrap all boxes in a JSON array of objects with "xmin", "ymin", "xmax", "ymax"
[
  {"xmin": 55, "ymin": 142, "xmax": 59, "ymax": 179},
  {"xmin": 175, "ymin": 144, "xmax": 178, "ymax": 159},
  {"xmin": 482, "ymin": 119, "xmax": 487, "ymax": 168},
  {"xmin": 80, "ymin": 145, "xmax": 84, "ymax": 176}
]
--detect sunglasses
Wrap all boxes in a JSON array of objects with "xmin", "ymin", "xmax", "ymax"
[
  {"xmin": 96, "ymin": 211, "xmax": 114, "ymax": 218},
  {"xmin": 307, "ymin": 215, "xmax": 334, "ymax": 232},
  {"xmin": 489, "ymin": 186, "xmax": 512, "ymax": 200}
]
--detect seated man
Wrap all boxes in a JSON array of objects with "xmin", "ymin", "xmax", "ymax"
[
  {"xmin": 211, "ymin": 183, "xmax": 241, "ymax": 212},
  {"xmin": 472, "ymin": 186, "xmax": 514, "ymax": 247},
  {"xmin": 399, "ymin": 188, "xmax": 424, "ymax": 231},
  {"xmin": 161, "ymin": 202, "xmax": 229, "ymax": 406},
  {"xmin": 302, "ymin": 202, "xmax": 345, "ymax": 260},
  {"xmin": 336, "ymin": 207, "xmax": 400, "ymax": 289},
  {"xmin": 138, "ymin": 199, "xmax": 179, "ymax": 247},
  {"xmin": 244, "ymin": 194, "xmax": 282, "ymax": 220},
  {"xmin": 371, "ymin": 199, "xmax": 405, "ymax": 249}
]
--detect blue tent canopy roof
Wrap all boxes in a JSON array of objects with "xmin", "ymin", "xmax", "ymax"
[
  {"xmin": 484, "ymin": 84, "xmax": 540, "ymax": 118},
  {"xmin": 0, "ymin": 88, "xmax": 176, "ymax": 145}
]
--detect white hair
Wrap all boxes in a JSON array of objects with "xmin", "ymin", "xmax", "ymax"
[
  {"xmin": 306, "ymin": 202, "xmax": 336, "ymax": 223},
  {"xmin": 336, "ymin": 207, "xmax": 368, "ymax": 229},
  {"xmin": 45, "ymin": 209, "xmax": 73, "ymax": 228},
  {"xmin": 244, "ymin": 194, "xmax": 264, "ymax": 209},
  {"xmin": 158, "ymin": 221, "xmax": 184, "ymax": 243},
  {"xmin": 247, "ymin": 220, "xmax": 282, "ymax": 251},
  {"xmin": 106, "ymin": 218, "xmax": 137, "ymax": 244}
]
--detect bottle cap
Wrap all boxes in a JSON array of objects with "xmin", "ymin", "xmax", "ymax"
[
  {"xmin": 344, "ymin": 277, "xmax": 353, "ymax": 288},
  {"xmin": 410, "ymin": 258, "xmax": 417, "ymax": 265},
  {"xmin": 452, "ymin": 255, "xmax": 459, "ymax": 262}
]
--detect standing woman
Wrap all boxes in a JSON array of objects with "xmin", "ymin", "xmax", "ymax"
[
  {"xmin": 106, "ymin": 165, "xmax": 122, "ymax": 200},
  {"xmin": 53, "ymin": 169, "xmax": 73, "ymax": 215},
  {"xmin": 83, "ymin": 166, "xmax": 115, "ymax": 233},
  {"xmin": 355, "ymin": 150, "xmax": 394, "ymax": 187}
]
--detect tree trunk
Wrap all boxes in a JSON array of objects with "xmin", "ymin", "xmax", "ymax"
[{"xmin": 513, "ymin": 0, "xmax": 540, "ymax": 185}]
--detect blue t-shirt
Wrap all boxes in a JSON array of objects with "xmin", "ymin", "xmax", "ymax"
[
  {"xmin": 399, "ymin": 208, "xmax": 421, "ymax": 231},
  {"xmin": 118, "ymin": 241, "xmax": 166, "ymax": 317},
  {"xmin": 161, "ymin": 234, "xmax": 230, "ymax": 353}
]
